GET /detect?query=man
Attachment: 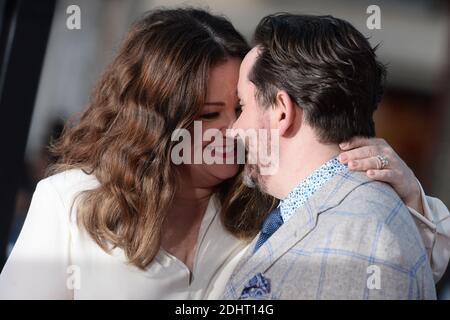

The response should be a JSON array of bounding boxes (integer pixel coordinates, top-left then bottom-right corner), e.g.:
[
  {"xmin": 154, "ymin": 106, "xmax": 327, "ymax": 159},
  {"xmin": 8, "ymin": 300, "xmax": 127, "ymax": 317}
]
[{"xmin": 225, "ymin": 14, "xmax": 436, "ymax": 299}]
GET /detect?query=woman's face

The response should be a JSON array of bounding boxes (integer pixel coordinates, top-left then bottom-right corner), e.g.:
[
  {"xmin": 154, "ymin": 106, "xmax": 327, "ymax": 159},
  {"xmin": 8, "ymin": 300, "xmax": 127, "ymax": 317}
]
[{"xmin": 180, "ymin": 58, "xmax": 242, "ymax": 189}]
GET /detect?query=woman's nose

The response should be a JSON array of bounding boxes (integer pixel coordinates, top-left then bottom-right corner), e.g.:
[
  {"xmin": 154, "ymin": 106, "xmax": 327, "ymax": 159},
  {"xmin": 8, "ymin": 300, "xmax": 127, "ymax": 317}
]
[{"xmin": 221, "ymin": 109, "xmax": 237, "ymax": 131}]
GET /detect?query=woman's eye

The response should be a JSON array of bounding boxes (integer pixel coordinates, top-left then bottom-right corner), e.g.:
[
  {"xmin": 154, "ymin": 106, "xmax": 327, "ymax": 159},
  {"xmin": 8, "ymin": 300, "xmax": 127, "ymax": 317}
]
[{"xmin": 199, "ymin": 112, "xmax": 220, "ymax": 120}]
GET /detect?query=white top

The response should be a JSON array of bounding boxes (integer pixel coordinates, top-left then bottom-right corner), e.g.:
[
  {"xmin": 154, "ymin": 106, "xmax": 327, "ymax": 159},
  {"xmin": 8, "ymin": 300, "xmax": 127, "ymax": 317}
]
[
  {"xmin": 0, "ymin": 169, "xmax": 250, "ymax": 300},
  {"xmin": 407, "ymin": 180, "xmax": 450, "ymax": 283},
  {"xmin": 0, "ymin": 169, "xmax": 449, "ymax": 299}
]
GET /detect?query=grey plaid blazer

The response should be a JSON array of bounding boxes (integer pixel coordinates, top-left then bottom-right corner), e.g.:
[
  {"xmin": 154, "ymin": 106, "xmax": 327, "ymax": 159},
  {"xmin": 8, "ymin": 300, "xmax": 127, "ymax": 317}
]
[{"xmin": 223, "ymin": 171, "xmax": 436, "ymax": 300}]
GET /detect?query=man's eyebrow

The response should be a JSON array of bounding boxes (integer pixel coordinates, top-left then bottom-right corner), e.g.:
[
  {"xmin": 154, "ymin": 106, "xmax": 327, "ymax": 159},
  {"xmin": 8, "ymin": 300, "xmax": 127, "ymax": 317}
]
[{"xmin": 204, "ymin": 101, "xmax": 225, "ymax": 106}]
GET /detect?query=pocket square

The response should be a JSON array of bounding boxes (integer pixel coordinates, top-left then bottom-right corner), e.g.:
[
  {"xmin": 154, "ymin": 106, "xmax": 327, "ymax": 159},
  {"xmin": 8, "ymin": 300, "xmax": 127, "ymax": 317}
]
[{"xmin": 240, "ymin": 272, "xmax": 271, "ymax": 299}]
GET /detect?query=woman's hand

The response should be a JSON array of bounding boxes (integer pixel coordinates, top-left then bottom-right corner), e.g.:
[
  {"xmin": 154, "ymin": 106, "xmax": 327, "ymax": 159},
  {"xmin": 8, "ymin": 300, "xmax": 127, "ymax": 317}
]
[{"xmin": 338, "ymin": 137, "xmax": 424, "ymax": 214}]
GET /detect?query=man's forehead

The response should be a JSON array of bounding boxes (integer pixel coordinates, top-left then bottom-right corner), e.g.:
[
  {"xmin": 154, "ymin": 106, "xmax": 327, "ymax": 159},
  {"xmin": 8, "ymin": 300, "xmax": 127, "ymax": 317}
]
[
  {"xmin": 238, "ymin": 47, "xmax": 259, "ymax": 92},
  {"xmin": 241, "ymin": 47, "xmax": 259, "ymax": 76}
]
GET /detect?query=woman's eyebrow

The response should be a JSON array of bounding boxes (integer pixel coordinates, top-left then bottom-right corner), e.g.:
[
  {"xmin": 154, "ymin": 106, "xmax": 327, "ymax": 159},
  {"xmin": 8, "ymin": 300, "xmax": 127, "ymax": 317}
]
[{"xmin": 204, "ymin": 101, "xmax": 226, "ymax": 106}]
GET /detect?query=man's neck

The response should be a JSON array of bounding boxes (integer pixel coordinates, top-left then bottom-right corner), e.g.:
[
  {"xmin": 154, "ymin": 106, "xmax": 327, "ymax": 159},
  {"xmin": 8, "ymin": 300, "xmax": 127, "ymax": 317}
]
[{"xmin": 267, "ymin": 128, "xmax": 341, "ymax": 200}]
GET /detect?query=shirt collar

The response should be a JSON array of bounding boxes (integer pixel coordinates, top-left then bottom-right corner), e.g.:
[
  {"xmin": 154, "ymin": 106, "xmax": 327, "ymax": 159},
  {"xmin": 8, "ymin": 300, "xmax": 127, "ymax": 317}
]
[{"xmin": 279, "ymin": 158, "xmax": 348, "ymax": 222}]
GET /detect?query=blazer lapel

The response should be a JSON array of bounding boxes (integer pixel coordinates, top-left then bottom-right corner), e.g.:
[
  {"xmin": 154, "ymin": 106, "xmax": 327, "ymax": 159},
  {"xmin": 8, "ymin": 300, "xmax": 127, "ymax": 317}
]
[{"xmin": 228, "ymin": 170, "xmax": 371, "ymax": 297}]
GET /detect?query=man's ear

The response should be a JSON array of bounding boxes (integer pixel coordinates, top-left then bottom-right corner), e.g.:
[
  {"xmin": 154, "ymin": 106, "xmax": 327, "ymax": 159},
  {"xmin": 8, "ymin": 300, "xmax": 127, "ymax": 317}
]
[{"xmin": 274, "ymin": 90, "xmax": 298, "ymax": 137}]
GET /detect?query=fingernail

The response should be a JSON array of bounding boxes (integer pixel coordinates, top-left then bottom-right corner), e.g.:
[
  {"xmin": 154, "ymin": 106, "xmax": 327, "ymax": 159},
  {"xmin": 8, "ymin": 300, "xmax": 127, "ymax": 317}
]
[
  {"xmin": 368, "ymin": 170, "xmax": 375, "ymax": 176},
  {"xmin": 339, "ymin": 154, "xmax": 347, "ymax": 162},
  {"xmin": 339, "ymin": 142, "xmax": 348, "ymax": 149},
  {"xmin": 349, "ymin": 160, "xmax": 357, "ymax": 167}
]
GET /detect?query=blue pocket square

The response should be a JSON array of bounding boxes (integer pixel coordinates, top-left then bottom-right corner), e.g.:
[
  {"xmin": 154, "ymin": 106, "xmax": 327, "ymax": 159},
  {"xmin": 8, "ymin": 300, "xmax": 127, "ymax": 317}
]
[{"xmin": 240, "ymin": 272, "xmax": 271, "ymax": 299}]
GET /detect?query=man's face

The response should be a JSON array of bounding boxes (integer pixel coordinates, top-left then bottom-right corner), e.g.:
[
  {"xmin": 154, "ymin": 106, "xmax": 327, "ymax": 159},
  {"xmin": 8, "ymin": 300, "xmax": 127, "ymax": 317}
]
[{"xmin": 231, "ymin": 47, "xmax": 274, "ymax": 190}]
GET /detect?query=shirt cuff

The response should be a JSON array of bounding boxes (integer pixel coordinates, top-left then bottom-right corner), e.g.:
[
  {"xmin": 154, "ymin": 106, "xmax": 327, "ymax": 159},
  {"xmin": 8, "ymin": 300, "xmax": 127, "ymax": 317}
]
[{"xmin": 408, "ymin": 179, "xmax": 450, "ymax": 283}]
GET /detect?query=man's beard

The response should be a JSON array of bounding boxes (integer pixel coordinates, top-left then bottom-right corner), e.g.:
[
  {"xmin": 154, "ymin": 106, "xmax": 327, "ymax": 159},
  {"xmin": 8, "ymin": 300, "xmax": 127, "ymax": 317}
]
[
  {"xmin": 242, "ymin": 154, "xmax": 268, "ymax": 193},
  {"xmin": 242, "ymin": 163, "xmax": 259, "ymax": 188},
  {"xmin": 240, "ymin": 114, "xmax": 276, "ymax": 193}
]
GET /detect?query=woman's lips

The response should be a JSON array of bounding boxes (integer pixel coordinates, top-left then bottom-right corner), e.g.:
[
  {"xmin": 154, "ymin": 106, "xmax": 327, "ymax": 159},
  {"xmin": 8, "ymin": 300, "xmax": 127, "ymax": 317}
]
[{"xmin": 206, "ymin": 140, "xmax": 237, "ymax": 160}]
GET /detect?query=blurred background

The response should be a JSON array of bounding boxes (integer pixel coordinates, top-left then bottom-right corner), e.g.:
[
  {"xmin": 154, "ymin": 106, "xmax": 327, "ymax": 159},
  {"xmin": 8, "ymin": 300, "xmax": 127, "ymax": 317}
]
[{"xmin": 0, "ymin": 0, "xmax": 449, "ymax": 298}]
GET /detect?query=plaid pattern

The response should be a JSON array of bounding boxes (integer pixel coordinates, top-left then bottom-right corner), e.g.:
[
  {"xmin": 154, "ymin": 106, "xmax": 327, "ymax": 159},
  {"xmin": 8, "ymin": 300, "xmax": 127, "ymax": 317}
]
[{"xmin": 223, "ymin": 171, "xmax": 436, "ymax": 300}]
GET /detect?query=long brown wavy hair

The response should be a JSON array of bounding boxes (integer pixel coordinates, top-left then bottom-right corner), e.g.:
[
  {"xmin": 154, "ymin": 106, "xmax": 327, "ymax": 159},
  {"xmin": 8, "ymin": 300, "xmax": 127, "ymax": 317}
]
[{"xmin": 48, "ymin": 8, "xmax": 277, "ymax": 269}]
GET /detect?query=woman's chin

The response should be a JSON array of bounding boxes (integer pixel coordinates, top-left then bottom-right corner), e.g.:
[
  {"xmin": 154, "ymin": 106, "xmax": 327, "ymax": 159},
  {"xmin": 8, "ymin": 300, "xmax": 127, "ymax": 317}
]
[{"xmin": 209, "ymin": 163, "xmax": 240, "ymax": 181}]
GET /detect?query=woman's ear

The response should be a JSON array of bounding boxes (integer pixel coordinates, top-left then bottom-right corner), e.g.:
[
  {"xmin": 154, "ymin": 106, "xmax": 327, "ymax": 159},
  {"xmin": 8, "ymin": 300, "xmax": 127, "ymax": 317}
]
[{"xmin": 274, "ymin": 90, "xmax": 298, "ymax": 137}]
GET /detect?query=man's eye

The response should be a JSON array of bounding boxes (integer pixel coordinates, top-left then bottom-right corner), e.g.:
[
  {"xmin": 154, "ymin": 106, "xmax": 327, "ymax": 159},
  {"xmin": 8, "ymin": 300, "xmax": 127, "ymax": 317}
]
[
  {"xmin": 199, "ymin": 112, "xmax": 220, "ymax": 119},
  {"xmin": 235, "ymin": 104, "xmax": 243, "ymax": 115}
]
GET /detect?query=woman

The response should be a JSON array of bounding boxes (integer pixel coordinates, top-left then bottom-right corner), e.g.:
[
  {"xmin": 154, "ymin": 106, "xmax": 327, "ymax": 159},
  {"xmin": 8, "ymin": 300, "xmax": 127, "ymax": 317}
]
[{"xmin": 0, "ymin": 8, "xmax": 448, "ymax": 299}]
